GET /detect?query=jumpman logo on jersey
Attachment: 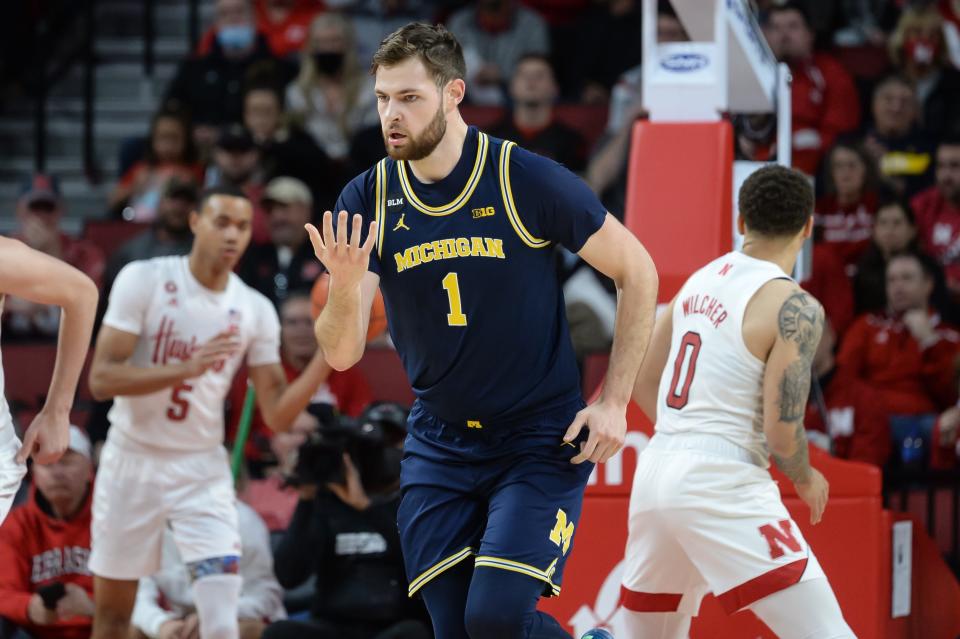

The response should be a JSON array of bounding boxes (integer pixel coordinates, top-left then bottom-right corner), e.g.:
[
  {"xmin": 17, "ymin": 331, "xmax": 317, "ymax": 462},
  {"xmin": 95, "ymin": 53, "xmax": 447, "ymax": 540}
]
[{"xmin": 393, "ymin": 214, "xmax": 411, "ymax": 232}]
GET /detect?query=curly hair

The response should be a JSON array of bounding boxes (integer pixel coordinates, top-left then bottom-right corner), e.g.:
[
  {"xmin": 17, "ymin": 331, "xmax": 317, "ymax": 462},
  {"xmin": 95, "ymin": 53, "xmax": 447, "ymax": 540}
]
[
  {"xmin": 371, "ymin": 23, "xmax": 466, "ymax": 88},
  {"xmin": 739, "ymin": 165, "xmax": 813, "ymax": 238}
]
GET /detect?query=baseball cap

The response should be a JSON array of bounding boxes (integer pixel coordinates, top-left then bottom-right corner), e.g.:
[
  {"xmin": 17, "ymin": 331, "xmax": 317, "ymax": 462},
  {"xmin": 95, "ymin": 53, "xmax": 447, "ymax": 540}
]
[
  {"xmin": 216, "ymin": 124, "xmax": 256, "ymax": 152},
  {"xmin": 18, "ymin": 173, "xmax": 61, "ymax": 207},
  {"xmin": 67, "ymin": 425, "xmax": 92, "ymax": 460},
  {"xmin": 263, "ymin": 176, "xmax": 313, "ymax": 207}
]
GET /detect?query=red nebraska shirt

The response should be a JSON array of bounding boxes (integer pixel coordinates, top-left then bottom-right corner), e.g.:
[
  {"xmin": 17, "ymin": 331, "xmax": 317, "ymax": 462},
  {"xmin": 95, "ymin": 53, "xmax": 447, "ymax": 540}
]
[
  {"xmin": 911, "ymin": 186, "xmax": 960, "ymax": 289},
  {"xmin": 836, "ymin": 311, "xmax": 960, "ymax": 416},
  {"xmin": 0, "ymin": 486, "xmax": 93, "ymax": 639}
]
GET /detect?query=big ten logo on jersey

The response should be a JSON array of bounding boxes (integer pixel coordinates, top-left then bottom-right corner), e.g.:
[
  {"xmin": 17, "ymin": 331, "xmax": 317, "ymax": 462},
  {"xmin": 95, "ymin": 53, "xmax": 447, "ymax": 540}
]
[
  {"xmin": 585, "ymin": 431, "xmax": 651, "ymax": 494},
  {"xmin": 758, "ymin": 519, "xmax": 803, "ymax": 559},
  {"xmin": 472, "ymin": 206, "xmax": 495, "ymax": 219}
]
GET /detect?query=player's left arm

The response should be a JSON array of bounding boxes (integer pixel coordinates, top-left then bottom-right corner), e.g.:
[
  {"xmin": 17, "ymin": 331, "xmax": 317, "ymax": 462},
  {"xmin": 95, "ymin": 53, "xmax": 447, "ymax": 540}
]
[
  {"xmin": 566, "ymin": 214, "xmax": 659, "ymax": 463},
  {"xmin": 0, "ymin": 236, "xmax": 99, "ymax": 464}
]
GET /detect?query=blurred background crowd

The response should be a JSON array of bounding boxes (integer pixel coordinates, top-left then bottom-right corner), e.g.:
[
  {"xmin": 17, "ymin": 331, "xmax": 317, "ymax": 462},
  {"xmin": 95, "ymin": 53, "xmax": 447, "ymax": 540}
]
[{"xmin": 2, "ymin": 0, "xmax": 960, "ymax": 636}]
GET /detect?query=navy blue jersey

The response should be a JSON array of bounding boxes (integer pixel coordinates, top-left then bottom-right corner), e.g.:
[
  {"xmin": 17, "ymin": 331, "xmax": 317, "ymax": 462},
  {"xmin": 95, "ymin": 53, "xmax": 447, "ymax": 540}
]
[{"xmin": 336, "ymin": 127, "xmax": 606, "ymax": 424}]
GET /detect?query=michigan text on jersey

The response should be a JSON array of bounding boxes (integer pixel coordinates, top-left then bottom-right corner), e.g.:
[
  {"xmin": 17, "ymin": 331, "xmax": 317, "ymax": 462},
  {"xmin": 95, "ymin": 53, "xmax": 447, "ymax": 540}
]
[{"xmin": 394, "ymin": 237, "xmax": 506, "ymax": 273}]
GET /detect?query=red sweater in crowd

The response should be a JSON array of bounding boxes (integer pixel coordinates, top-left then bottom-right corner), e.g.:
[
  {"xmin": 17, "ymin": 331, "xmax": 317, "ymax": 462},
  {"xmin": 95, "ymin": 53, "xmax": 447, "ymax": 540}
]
[
  {"xmin": 836, "ymin": 311, "xmax": 960, "ymax": 416},
  {"xmin": 912, "ymin": 186, "xmax": 960, "ymax": 289},
  {"xmin": 805, "ymin": 376, "xmax": 892, "ymax": 467},
  {"xmin": 0, "ymin": 487, "xmax": 93, "ymax": 639},
  {"xmin": 814, "ymin": 192, "xmax": 877, "ymax": 273},
  {"xmin": 789, "ymin": 53, "xmax": 861, "ymax": 175}
]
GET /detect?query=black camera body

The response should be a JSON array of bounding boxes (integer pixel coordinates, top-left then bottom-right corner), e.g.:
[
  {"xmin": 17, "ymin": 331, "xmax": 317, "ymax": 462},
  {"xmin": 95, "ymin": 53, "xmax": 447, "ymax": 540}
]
[{"xmin": 287, "ymin": 402, "xmax": 408, "ymax": 493}]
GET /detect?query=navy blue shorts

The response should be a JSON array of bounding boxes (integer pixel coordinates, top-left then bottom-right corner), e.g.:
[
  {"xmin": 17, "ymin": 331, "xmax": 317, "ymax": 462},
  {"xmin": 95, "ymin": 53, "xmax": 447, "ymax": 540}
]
[{"xmin": 398, "ymin": 398, "xmax": 594, "ymax": 599}]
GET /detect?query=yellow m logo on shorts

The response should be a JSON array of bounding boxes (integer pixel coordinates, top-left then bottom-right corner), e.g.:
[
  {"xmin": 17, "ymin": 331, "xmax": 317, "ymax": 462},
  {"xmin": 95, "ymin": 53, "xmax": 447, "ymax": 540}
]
[{"xmin": 548, "ymin": 508, "xmax": 575, "ymax": 555}]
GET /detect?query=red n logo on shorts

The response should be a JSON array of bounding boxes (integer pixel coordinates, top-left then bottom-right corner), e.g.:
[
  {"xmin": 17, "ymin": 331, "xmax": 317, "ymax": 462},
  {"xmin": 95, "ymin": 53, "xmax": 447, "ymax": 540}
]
[{"xmin": 758, "ymin": 519, "xmax": 802, "ymax": 559}]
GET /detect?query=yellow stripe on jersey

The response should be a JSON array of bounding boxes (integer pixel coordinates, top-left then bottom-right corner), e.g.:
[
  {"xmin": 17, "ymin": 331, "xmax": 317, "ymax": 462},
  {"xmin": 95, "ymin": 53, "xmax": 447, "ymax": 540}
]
[
  {"xmin": 498, "ymin": 142, "xmax": 551, "ymax": 249},
  {"xmin": 375, "ymin": 159, "xmax": 387, "ymax": 258},
  {"xmin": 407, "ymin": 547, "xmax": 475, "ymax": 597},
  {"xmin": 474, "ymin": 556, "xmax": 562, "ymax": 595},
  {"xmin": 397, "ymin": 133, "xmax": 488, "ymax": 216}
]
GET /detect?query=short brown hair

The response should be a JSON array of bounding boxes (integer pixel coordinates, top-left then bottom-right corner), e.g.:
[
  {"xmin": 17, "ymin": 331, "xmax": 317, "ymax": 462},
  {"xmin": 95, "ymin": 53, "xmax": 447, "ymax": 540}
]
[
  {"xmin": 371, "ymin": 23, "xmax": 466, "ymax": 88},
  {"xmin": 739, "ymin": 165, "xmax": 813, "ymax": 238}
]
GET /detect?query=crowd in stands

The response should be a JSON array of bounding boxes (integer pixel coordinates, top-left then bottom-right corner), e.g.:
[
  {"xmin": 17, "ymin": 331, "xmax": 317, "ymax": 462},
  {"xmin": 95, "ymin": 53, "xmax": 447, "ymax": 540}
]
[{"xmin": 5, "ymin": 0, "xmax": 960, "ymax": 636}]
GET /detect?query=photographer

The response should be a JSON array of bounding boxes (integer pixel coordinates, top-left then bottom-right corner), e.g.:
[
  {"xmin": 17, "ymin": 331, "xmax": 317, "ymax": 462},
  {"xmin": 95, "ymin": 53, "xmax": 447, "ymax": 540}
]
[
  {"xmin": 0, "ymin": 427, "xmax": 94, "ymax": 639},
  {"xmin": 263, "ymin": 405, "xmax": 431, "ymax": 639}
]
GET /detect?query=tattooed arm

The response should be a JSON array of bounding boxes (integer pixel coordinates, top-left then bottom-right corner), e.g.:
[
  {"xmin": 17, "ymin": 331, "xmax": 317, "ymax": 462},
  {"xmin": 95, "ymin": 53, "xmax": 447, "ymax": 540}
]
[{"xmin": 760, "ymin": 286, "xmax": 830, "ymax": 523}]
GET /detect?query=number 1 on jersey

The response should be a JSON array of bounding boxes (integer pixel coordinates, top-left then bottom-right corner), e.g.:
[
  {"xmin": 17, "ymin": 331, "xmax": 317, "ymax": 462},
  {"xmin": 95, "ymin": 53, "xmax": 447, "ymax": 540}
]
[
  {"xmin": 442, "ymin": 272, "xmax": 468, "ymax": 326},
  {"xmin": 666, "ymin": 331, "xmax": 701, "ymax": 409}
]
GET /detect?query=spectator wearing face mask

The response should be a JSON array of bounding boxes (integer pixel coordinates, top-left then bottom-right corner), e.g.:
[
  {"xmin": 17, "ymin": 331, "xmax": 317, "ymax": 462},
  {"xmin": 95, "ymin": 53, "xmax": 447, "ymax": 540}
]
[
  {"xmin": 165, "ymin": 0, "xmax": 295, "ymax": 150},
  {"xmin": 285, "ymin": 12, "xmax": 379, "ymax": 162},
  {"xmin": 195, "ymin": 0, "xmax": 323, "ymax": 60},
  {"xmin": 888, "ymin": 5, "xmax": 960, "ymax": 139}
]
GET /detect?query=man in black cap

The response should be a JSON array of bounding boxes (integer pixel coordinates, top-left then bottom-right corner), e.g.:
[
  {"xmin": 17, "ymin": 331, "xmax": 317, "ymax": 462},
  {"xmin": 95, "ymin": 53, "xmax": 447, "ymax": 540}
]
[
  {"xmin": 209, "ymin": 124, "xmax": 270, "ymax": 244},
  {"xmin": 238, "ymin": 176, "xmax": 322, "ymax": 306},
  {"xmin": 5, "ymin": 174, "xmax": 104, "ymax": 341}
]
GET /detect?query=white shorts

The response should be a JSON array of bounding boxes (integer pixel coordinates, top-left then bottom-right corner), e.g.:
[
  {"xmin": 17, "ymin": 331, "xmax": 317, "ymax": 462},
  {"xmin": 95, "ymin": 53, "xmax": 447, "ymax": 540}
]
[
  {"xmin": 621, "ymin": 432, "xmax": 825, "ymax": 615},
  {"xmin": 0, "ymin": 428, "xmax": 26, "ymax": 525},
  {"xmin": 90, "ymin": 440, "xmax": 241, "ymax": 580}
]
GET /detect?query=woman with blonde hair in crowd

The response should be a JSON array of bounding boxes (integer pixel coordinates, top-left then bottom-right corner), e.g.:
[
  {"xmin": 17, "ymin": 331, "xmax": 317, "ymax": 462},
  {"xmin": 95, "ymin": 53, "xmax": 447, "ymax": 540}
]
[
  {"xmin": 888, "ymin": 4, "xmax": 960, "ymax": 137},
  {"xmin": 285, "ymin": 12, "xmax": 379, "ymax": 162}
]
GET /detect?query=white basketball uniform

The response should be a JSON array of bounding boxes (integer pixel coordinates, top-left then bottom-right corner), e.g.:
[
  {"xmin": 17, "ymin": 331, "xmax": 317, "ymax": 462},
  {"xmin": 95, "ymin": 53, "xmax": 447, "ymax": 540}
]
[
  {"xmin": 89, "ymin": 256, "xmax": 280, "ymax": 580},
  {"xmin": 621, "ymin": 251, "xmax": 832, "ymax": 616},
  {"xmin": 0, "ymin": 296, "xmax": 28, "ymax": 524}
]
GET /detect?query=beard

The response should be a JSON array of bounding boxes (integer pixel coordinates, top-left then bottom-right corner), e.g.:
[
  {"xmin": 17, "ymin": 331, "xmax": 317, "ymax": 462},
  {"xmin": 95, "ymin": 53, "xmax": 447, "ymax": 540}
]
[{"xmin": 383, "ymin": 104, "xmax": 447, "ymax": 161}]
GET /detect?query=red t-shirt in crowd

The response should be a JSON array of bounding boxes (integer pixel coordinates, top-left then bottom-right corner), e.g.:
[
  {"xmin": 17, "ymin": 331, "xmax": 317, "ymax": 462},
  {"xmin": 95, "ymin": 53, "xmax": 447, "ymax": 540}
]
[
  {"xmin": 0, "ymin": 486, "xmax": 93, "ymax": 639},
  {"xmin": 789, "ymin": 53, "xmax": 861, "ymax": 175},
  {"xmin": 911, "ymin": 186, "xmax": 960, "ymax": 290},
  {"xmin": 836, "ymin": 310, "xmax": 960, "ymax": 416},
  {"xmin": 814, "ymin": 192, "xmax": 877, "ymax": 273}
]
